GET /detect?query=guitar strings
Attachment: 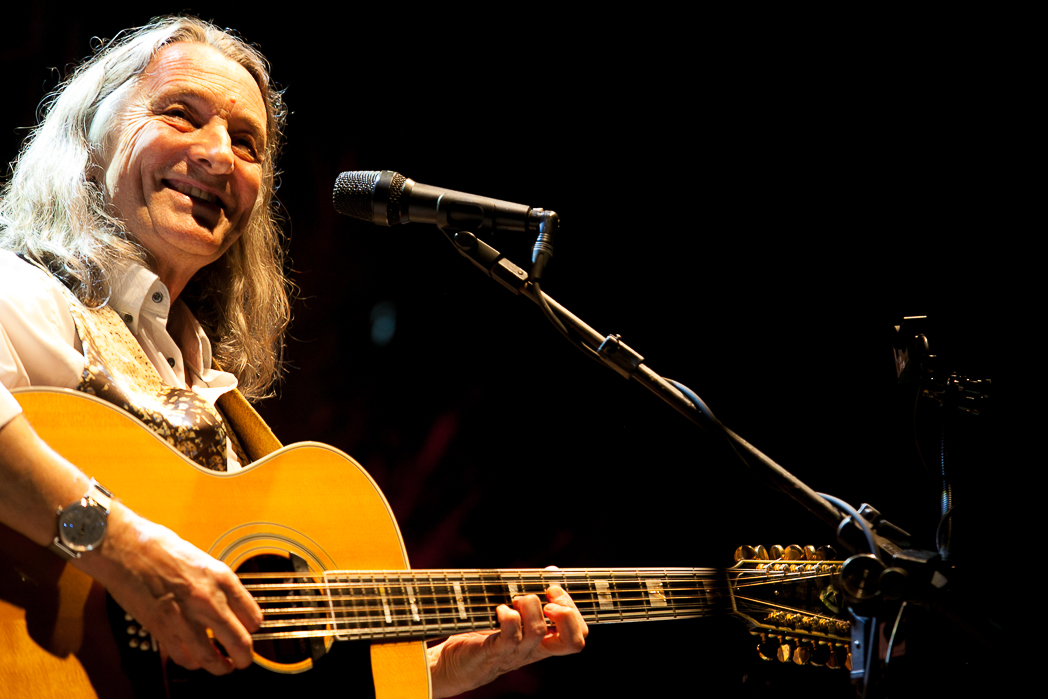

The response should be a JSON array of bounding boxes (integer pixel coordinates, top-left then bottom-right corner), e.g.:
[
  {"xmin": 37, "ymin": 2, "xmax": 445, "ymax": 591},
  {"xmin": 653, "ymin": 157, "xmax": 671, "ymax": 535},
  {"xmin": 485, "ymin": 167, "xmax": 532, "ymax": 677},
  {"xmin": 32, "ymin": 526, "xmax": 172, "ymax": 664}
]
[
  {"xmin": 233, "ymin": 566, "xmax": 844, "ymax": 641},
  {"xmin": 236, "ymin": 572, "xmax": 836, "ymax": 594}
]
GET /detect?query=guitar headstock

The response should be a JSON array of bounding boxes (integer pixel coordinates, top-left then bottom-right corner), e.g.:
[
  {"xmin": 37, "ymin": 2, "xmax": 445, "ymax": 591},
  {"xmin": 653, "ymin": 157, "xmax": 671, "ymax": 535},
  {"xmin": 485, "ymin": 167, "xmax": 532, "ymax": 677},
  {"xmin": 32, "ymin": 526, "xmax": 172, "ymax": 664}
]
[{"xmin": 730, "ymin": 545, "xmax": 852, "ymax": 669}]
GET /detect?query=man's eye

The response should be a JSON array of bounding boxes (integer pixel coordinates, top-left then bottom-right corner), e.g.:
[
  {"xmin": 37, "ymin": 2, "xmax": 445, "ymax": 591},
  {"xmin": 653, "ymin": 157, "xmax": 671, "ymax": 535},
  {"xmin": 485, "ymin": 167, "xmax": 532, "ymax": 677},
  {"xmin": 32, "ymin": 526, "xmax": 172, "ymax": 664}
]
[{"xmin": 235, "ymin": 138, "xmax": 259, "ymax": 160}]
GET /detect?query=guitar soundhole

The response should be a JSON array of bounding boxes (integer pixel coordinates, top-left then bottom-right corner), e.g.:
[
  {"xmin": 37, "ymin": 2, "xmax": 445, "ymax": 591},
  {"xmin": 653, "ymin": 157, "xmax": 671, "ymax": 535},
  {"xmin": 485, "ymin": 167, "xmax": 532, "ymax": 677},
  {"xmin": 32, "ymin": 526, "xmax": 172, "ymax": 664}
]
[{"xmin": 236, "ymin": 554, "xmax": 326, "ymax": 667}]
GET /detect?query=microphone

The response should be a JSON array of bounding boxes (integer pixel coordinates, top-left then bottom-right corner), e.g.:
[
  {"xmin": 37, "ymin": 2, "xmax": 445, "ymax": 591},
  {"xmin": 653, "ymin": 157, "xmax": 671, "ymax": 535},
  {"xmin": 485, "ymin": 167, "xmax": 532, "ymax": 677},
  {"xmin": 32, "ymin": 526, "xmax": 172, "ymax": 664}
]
[{"xmin": 333, "ymin": 170, "xmax": 546, "ymax": 232}]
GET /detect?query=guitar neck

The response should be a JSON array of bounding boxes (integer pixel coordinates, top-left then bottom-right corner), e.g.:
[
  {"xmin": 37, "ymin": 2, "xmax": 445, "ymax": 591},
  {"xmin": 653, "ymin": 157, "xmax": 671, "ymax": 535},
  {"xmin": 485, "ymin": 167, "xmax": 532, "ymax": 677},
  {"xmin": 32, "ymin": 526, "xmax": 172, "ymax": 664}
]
[{"xmin": 245, "ymin": 567, "xmax": 726, "ymax": 643}]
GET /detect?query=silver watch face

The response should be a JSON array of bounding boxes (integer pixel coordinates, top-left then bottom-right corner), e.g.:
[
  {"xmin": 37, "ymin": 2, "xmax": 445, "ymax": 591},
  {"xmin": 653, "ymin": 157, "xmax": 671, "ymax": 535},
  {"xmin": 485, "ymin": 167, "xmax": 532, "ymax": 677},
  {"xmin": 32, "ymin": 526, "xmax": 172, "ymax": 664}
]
[{"xmin": 58, "ymin": 502, "xmax": 107, "ymax": 551}]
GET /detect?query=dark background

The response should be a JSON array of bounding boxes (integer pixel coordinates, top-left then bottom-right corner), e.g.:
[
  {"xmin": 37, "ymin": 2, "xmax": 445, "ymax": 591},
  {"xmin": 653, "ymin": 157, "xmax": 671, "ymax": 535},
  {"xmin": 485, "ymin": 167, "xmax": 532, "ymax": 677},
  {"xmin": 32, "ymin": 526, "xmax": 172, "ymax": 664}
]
[{"xmin": 3, "ymin": 7, "xmax": 1006, "ymax": 697}]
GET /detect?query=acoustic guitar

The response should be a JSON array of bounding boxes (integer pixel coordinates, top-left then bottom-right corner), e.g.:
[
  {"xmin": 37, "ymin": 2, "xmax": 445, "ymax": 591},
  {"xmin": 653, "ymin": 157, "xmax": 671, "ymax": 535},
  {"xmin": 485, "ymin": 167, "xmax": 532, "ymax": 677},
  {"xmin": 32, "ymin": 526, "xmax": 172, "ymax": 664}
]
[{"xmin": 0, "ymin": 389, "xmax": 851, "ymax": 698}]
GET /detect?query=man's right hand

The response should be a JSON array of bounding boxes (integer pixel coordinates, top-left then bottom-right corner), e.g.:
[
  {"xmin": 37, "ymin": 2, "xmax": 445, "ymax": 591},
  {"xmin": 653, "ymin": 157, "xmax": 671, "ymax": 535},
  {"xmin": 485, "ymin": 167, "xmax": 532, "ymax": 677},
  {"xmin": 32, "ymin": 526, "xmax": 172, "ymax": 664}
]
[
  {"xmin": 76, "ymin": 504, "xmax": 263, "ymax": 674},
  {"xmin": 0, "ymin": 413, "xmax": 261, "ymax": 675}
]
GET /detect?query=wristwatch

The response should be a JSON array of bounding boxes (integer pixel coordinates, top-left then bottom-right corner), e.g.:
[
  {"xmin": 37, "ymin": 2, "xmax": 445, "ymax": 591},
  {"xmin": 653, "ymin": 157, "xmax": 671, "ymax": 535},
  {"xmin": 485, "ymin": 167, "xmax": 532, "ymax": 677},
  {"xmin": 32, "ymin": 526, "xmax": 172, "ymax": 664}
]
[{"xmin": 50, "ymin": 478, "xmax": 115, "ymax": 560}]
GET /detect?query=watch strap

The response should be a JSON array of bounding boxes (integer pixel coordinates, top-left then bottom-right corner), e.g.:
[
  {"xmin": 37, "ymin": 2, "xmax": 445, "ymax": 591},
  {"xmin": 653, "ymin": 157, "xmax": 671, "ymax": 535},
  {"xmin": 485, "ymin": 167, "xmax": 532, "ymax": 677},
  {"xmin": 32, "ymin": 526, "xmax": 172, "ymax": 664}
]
[
  {"xmin": 85, "ymin": 478, "xmax": 114, "ymax": 513},
  {"xmin": 49, "ymin": 478, "xmax": 115, "ymax": 561}
]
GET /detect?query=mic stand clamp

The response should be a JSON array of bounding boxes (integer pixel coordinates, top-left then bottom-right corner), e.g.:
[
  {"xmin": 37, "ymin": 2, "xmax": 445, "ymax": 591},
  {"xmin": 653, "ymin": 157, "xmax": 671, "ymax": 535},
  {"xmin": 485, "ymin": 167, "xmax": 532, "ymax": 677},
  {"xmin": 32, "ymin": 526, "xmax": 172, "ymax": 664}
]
[{"xmin": 597, "ymin": 334, "xmax": 644, "ymax": 380}]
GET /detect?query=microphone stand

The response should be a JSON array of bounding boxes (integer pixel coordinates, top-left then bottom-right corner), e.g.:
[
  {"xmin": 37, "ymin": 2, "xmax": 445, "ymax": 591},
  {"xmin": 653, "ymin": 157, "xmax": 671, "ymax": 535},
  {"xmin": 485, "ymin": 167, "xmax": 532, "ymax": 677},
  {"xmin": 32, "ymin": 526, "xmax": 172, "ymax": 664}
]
[
  {"xmin": 443, "ymin": 224, "xmax": 844, "ymax": 531},
  {"xmin": 436, "ymin": 221, "xmax": 999, "ymax": 697}
]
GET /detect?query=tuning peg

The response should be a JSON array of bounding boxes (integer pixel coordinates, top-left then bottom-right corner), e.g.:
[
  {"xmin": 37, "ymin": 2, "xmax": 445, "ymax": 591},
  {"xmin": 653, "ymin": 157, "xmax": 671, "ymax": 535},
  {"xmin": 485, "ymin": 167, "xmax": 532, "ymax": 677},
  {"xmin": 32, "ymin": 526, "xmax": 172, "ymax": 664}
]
[
  {"xmin": 810, "ymin": 642, "xmax": 831, "ymax": 667},
  {"xmin": 784, "ymin": 545, "xmax": 805, "ymax": 560},
  {"xmin": 756, "ymin": 633, "xmax": 780, "ymax": 662},
  {"xmin": 753, "ymin": 545, "xmax": 769, "ymax": 560},
  {"xmin": 817, "ymin": 545, "xmax": 837, "ymax": 560},
  {"xmin": 803, "ymin": 545, "xmax": 817, "ymax": 560},
  {"xmin": 776, "ymin": 638, "xmax": 794, "ymax": 663},
  {"xmin": 826, "ymin": 644, "xmax": 849, "ymax": 670},
  {"xmin": 792, "ymin": 642, "xmax": 812, "ymax": 665},
  {"xmin": 768, "ymin": 544, "xmax": 785, "ymax": 559},
  {"xmin": 735, "ymin": 545, "xmax": 757, "ymax": 562}
]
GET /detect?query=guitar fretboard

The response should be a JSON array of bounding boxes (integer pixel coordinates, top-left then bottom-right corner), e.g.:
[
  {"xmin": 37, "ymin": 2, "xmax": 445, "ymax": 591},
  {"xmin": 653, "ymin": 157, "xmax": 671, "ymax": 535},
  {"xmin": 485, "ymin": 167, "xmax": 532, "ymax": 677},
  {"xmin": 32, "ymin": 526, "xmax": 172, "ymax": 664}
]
[{"xmin": 244, "ymin": 568, "xmax": 725, "ymax": 643}]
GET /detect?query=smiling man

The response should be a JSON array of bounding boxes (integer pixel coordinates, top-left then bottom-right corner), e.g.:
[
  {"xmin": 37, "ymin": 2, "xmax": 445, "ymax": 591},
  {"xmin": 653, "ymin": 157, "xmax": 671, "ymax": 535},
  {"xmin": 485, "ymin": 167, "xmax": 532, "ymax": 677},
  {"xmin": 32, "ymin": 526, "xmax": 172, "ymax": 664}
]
[
  {"xmin": 0, "ymin": 16, "xmax": 585, "ymax": 697},
  {"xmin": 99, "ymin": 42, "xmax": 266, "ymax": 301}
]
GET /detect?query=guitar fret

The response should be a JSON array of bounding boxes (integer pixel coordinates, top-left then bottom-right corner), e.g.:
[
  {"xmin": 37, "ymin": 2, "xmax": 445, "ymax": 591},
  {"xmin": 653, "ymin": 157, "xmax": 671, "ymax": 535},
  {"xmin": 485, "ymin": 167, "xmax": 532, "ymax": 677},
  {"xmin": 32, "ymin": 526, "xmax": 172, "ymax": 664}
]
[
  {"xmin": 405, "ymin": 580, "xmax": 421, "ymax": 623},
  {"xmin": 360, "ymin": 573, "xmax": 379, "ymax": 637},
  {"xmin": 611, "ymin": 571, "xmax": 624, "ymax": 622},
  {"xmin": 478, "ymin": 573, "xmax": 492, "ymax": 629},
  {"xmin": 374, "ymin": 574, "xmax": 394, "ymax": 637},
  {"xmin": 379, "ymin": 581, "xmax": 393, "ymax": 624},
  {"xmin": 462, "ymin": 573, "xmax": 486, "ymax": 631}
]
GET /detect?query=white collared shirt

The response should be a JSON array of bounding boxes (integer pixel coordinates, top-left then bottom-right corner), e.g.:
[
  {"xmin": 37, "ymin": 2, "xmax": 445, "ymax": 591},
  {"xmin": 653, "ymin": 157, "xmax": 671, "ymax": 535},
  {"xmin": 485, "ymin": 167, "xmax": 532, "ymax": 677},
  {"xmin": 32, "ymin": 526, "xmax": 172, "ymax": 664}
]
[{"xmin": 0, "ymin": 249, "xmax": 242, "ymax": 468}]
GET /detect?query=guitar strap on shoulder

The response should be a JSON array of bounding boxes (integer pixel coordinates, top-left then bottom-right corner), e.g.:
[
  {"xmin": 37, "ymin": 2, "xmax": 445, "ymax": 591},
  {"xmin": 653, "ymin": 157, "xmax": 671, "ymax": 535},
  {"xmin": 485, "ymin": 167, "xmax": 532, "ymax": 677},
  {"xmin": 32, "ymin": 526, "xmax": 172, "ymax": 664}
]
[{"xmin": 214, "ymin": 378, "xmax": 283, "ymax": 462}]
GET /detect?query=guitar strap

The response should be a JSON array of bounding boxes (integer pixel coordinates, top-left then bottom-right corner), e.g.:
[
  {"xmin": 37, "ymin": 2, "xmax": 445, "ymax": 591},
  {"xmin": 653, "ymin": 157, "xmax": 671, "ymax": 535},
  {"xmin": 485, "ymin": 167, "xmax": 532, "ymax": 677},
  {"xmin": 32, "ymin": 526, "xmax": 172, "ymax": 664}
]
[{"xmin": 213, "ymin": 367, "xmax": 283, "ymax": 461}]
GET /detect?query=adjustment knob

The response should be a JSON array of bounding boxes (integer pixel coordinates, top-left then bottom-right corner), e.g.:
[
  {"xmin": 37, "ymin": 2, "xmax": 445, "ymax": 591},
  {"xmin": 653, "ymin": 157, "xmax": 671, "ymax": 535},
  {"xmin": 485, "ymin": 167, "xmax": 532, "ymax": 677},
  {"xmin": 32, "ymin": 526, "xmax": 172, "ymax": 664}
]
[
  {"xmin": 784, "ymin": 545, "xmax": 805, "ymax": 560},
  {"xmin": 841, "ymin": 553, "xmax": 886, "ymax": 602},
  {"xmin": 768, "ymin": 545, "xmax": 785, "ymax": 559},
  {"xmin": 776, "ymin": 640, "xmax": 794, "ymax": 663},
  {"xmin": 793, "ymin": 643, "xmax": 812, "ymax": 665}
]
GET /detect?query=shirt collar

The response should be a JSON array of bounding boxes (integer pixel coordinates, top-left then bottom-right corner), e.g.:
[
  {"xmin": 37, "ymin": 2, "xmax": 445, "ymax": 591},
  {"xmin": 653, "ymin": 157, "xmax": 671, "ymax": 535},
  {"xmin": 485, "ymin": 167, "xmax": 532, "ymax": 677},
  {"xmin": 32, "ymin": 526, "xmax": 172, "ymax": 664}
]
[{"xmin": 107, "ymin": 260, "xmax": 171, "ymax": 335}]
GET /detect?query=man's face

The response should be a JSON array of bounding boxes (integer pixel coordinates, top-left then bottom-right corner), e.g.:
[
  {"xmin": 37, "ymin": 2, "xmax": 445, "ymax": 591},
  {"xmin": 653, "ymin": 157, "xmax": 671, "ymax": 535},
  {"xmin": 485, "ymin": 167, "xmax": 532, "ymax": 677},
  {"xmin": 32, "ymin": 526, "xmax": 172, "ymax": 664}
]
[{"xmin": 100, "ymin": 42, "xmax": 268, "ymax": 288}]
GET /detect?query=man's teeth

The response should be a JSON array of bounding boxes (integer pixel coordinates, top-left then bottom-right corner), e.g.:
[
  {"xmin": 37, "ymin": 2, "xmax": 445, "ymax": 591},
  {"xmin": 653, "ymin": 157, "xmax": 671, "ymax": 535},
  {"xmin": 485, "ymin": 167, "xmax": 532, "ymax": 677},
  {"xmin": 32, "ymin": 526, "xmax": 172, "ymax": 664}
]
[{"xmin": 170, "ymin": 182, "xmax": 219, "ymax": 205}]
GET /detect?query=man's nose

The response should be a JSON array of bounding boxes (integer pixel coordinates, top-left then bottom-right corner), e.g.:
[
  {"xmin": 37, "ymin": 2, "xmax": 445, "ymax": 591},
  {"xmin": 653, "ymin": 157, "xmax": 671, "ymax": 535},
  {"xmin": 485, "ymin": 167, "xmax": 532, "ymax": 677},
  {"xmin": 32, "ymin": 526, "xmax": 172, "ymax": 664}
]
[{"xmin": 189, "ymin": 121, "xmax": 234, "ymax": 174}]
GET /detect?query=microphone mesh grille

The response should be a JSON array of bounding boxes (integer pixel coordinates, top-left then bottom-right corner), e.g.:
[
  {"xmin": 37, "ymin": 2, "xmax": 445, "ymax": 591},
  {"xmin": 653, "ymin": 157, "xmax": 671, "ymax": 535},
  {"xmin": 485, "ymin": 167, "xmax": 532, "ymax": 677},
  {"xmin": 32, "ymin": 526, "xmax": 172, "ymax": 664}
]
[
  {"xmin": 386, "ymin": 171, "xmax": 407, "ymax": 226},
  {"xmin": 332, "ymin": 171, "xmax": 380, "ymax": 221}
]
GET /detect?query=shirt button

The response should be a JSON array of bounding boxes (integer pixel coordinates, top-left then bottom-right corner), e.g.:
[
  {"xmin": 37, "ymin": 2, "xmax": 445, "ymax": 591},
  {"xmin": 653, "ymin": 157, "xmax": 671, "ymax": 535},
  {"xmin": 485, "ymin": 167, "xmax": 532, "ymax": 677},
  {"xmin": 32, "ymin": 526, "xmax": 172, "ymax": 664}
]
[
  {"xmin": 123, "ymin": 314, "xmax": 133, "ymax": 324},
  {"xmin": 152, "ymin": 292, "xmax": 164, "ymax": 303},
  {"xmin": 167, "ymin": 357, "xmax": 176, "ymax": 367}
]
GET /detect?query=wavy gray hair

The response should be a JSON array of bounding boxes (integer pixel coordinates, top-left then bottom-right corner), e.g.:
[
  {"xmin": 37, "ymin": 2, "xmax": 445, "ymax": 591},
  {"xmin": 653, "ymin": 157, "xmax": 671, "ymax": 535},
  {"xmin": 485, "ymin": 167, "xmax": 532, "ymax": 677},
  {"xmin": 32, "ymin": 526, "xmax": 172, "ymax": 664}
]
[{"xmin": 0, "ymin": 16, "xmax": 290, "ymax": 401}]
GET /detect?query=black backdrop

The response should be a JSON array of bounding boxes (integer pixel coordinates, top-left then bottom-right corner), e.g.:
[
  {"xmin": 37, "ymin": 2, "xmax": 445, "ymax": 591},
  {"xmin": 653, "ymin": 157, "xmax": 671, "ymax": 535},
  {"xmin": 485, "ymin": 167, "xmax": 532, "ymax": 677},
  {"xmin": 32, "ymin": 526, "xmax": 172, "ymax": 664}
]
[{"xmin": 3, "ymin": 7, "xmax": 1005, "ymax": 697}]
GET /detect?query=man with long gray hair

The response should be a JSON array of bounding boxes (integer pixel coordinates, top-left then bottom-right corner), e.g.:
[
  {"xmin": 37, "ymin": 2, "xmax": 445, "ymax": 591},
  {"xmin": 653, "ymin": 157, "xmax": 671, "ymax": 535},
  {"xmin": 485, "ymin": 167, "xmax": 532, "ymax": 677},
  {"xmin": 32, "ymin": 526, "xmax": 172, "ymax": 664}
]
[{"xmin": 0, "ymin": 16, "xmax": 586, "ymax": 696}]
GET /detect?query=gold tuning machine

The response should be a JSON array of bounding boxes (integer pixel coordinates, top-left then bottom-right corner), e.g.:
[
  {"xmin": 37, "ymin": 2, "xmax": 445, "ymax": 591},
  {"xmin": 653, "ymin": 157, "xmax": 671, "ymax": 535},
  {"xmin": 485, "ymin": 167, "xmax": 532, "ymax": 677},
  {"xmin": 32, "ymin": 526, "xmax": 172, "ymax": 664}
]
[
  {"xmin": 737, "ymin": 545, "xmax": 838, "ymax": 562},
  {"xmin": 734, "ymin": 545, "xmax": 771, "ymax": 562},
  {"xmin": 792, "ymin": 642, "xmax": 812, "ymax": 665},
  {"xmin": 756, "ymin": 633, "xmax": 780, "ymax": 662},
  {"xmin": 734, "ymin": 545, "xmax": 757, "ymax": 562},
  {"xmin": 825, "ymin": 644, "xmax": 850, "ymax": 670},
  {"xmin": 810, "ymin": 641, "xmax": 831, "ymax": 667},
  {"xmin": 817, "ymin": 545, "xmax": 837, "ymax": 560}
]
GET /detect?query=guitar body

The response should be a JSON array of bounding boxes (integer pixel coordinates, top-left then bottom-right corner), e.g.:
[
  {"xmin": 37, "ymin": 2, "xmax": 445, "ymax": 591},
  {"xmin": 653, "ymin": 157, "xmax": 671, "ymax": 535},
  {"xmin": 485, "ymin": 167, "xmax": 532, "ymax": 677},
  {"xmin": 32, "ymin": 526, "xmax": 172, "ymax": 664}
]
[{"xmin": 0, "ymin": 389, "xmax": 431, "ymax": 698}]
